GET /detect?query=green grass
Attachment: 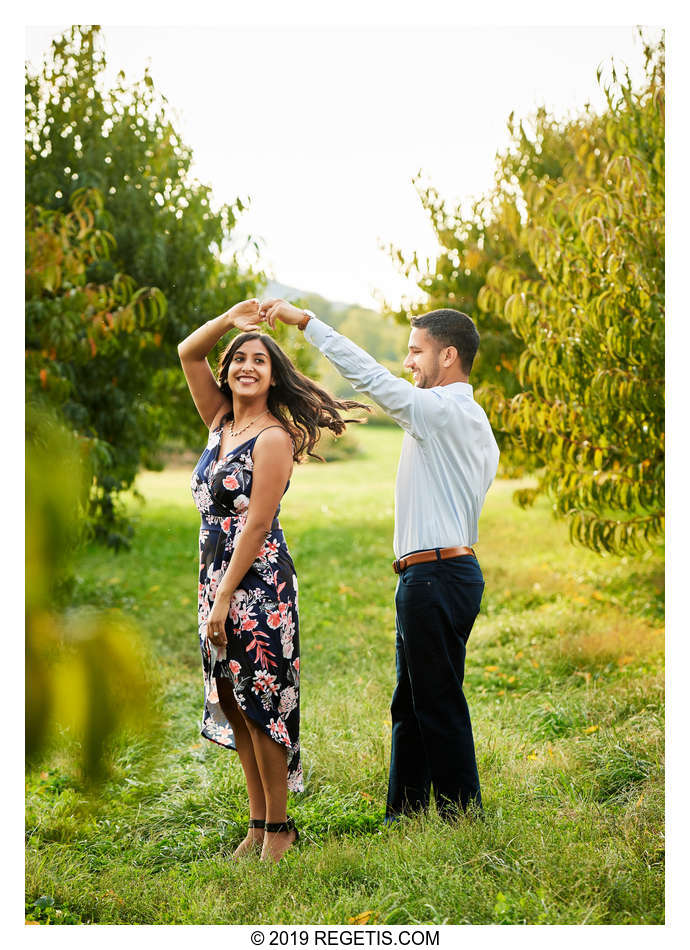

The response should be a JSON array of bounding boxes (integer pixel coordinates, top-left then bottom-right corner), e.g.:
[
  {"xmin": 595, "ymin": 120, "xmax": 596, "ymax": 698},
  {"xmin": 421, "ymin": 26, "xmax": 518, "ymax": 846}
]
[{"xmin": 26, "ymin": 426, "xmax": 665, "ymax": 924}]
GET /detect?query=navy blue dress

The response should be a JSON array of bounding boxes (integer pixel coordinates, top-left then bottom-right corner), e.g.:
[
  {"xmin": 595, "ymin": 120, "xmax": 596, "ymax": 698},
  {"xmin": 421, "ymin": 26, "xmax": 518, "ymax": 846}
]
[{"xmin": 190, "ymin": 423, "xmax": 302, "ymax": 792}]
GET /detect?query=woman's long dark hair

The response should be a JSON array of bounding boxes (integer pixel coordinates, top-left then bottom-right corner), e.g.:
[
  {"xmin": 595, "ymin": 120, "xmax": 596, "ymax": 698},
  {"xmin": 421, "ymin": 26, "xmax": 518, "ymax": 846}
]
[{"xmin": 217, "ymin": 332, "xmax": 370, "ymax": 461}]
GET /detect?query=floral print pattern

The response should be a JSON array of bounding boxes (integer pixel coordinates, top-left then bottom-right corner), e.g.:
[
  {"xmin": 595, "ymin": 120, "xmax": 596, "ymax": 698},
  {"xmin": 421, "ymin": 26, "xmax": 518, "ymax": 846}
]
[{"xmin": 191, "ymin": 424, "xmax": 302, "ymax": 792}]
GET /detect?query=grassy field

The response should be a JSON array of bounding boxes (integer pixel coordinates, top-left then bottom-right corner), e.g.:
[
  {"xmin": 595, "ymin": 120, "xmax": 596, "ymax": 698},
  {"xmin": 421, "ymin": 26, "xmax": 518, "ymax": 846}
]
[{"xmin": 25, "ymin": 425, "xmax": 665, "ymax": 924}]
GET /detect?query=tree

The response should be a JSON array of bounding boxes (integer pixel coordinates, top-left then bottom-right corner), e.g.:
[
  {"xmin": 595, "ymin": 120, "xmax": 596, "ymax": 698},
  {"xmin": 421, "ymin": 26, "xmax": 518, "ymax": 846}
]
[
  {"xmin": 479, "ymin": 37, "xmax": 664, "ymax": 553},
  {"xmin": 387, "ymin": 178, "xmax": 549, "ymax": 473},
  {"xmin": 26, "ymin": 187, "xmax": 167, "ymax": 544},
  {"xmin": 388, "ymin": 179, "xmax": 524, "ymax": 392},
  {"xmin": 25, "ymin": 25, "xmax": 264, "ymax": 453},
  {"xmin": 388, "ymin": 33, "xmax": 664, "ymax": 553},
  {"xmin": 25, "ymin": 25, "xmax": 265, "ymax": 541},
  {"xmin": 25, "ymin": 26, "xmax": 255, "ymax": 338},
  {"xmin": 387, "ymin": 104, "xmax": 617, "ymax": 475}
]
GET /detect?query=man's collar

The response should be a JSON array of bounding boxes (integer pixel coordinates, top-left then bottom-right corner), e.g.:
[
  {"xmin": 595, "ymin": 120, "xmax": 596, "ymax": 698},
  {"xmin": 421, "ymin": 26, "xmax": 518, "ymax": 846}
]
[{"xmin": 437, "ymin": 380, "xmax": 473, "ymax": 395}]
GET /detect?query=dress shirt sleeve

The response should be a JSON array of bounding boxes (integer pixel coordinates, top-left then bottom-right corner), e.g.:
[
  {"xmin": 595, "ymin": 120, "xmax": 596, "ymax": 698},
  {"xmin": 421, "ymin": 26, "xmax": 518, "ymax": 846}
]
[{"xmin": 304, "ymin": 316, "xmax": 449, "ymax": 439}]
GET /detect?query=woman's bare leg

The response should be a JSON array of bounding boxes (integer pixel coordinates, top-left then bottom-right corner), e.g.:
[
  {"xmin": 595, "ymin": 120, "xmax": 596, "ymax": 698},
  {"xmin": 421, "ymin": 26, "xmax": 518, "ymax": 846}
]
[
  {"xmin": 216, "ymin": 678, "xmax": 266, "ymax": 857},
  {"xmin": 240, "ymin": 713, "xmax": 297, "ymax": 862}
]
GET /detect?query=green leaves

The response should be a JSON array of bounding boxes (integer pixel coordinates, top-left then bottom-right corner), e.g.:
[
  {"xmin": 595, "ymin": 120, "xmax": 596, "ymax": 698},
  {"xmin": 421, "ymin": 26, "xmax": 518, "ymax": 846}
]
[
  {"xmin": 25, "ymin": 25, "xmax": 263, "ymax": 546},
  {"xmin": 26, "ymin": 407, "xmax": 158, "ymax": 780},
  {"xmin": 26, "ymin": 187, "xmax": 169, "ymax": 545},
  {"xmin": 390, "ymin": 36, "xmax": 664, "ymax": 554},
  {"xmin": 488, "ymin": 40, "xmax": 664, "ymax": 554}
]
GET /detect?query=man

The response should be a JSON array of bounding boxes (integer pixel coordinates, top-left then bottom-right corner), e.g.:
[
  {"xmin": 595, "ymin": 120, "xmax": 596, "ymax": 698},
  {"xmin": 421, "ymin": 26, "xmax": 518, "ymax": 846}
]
[{"xmin": 260, "ymin": 299, "xmax": 499, "ymax": 820}]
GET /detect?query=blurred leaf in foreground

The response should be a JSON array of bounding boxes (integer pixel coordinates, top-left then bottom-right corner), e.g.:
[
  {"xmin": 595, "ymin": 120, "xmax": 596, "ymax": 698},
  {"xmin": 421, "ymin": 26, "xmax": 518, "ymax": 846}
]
[{"xmin": 26, "ymin": 406, "xmax": 158, "ymax": 780}]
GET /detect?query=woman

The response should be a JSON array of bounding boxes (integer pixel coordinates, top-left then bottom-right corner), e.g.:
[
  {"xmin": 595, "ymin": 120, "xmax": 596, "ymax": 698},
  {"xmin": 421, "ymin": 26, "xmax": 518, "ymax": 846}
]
[{"xmin": 178, "ymin": 298, "xmax": 366, "ymax": 862}]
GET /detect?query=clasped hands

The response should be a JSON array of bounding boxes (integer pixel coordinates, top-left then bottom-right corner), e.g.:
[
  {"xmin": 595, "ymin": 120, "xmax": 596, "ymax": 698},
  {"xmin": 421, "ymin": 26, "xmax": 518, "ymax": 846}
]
[{"xmin": 227, "ymin": 298, "xmax": 306, "ymax": 333}]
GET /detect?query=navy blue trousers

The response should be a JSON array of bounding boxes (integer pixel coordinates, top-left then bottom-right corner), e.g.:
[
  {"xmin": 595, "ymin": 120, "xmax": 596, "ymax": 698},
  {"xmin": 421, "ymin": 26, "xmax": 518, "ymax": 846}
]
[{"xmin": 386, "ymin": 554, "xmax": 485, "ymax": 820}]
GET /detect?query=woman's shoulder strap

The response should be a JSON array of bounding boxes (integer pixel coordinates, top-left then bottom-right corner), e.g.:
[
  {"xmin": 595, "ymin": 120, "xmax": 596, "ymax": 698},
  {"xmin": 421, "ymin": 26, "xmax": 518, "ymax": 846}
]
[
  {"xmin": 254, "ymin": 424, "xmax": 291, "ymax": 439},
  {"xmin": 253, "ymin": 425, "xmax": 294, "ymax": 448}
]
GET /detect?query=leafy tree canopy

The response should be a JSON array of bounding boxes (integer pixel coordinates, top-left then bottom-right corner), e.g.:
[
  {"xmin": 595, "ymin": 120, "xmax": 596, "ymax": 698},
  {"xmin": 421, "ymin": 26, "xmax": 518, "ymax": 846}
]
[
  {"xmin": 483, "ymin": 39, "xmax": 664, "ymax": 554},
  {"xmin": 388, "ymin": 32, "xmax": 664, "ymax": 553},
  {"xmin": 25, "ymin": 25, "xmax": 264, "ymax": 543}
]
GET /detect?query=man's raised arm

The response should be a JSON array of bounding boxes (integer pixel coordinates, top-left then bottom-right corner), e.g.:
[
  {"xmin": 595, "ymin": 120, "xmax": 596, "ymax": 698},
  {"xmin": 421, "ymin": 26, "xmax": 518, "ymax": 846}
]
[{"xmin": 260, "ymin": 299, "xmax": 449, "ymax": 440}]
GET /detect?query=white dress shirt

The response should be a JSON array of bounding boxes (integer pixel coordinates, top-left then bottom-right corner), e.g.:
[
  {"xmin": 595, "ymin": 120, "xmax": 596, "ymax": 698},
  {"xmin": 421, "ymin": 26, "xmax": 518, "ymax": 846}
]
[{"xmin": 304, "ymin": 316, "xmax": 500, "ymax": 559}]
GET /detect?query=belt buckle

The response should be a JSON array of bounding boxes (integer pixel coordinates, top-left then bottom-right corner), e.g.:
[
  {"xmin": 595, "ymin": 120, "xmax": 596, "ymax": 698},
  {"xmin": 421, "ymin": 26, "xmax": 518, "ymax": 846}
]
[{"xmin": 392, "ymin": 558, "xmax": 401, "ymax": 575}]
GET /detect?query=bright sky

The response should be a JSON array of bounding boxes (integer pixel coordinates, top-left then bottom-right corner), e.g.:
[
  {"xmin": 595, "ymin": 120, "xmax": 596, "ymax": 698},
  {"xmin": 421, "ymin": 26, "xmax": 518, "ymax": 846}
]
[{"xmin": 24, "ymin": 18, "xmax": 662, "ymax": 309}]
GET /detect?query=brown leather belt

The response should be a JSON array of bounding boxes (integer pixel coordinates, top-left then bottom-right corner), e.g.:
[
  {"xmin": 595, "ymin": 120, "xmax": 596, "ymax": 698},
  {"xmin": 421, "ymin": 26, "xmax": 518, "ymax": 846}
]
[{"xmin": 393, "ymin": 545, "xmax": 475, "ymax": 575}]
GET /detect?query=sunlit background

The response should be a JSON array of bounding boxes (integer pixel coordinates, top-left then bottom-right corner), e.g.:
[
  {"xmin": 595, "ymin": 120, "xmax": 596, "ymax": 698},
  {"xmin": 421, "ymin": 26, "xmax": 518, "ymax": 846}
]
[{"xmin": 26, "ymin": 23, "xmax": 660, "ymax": 309}]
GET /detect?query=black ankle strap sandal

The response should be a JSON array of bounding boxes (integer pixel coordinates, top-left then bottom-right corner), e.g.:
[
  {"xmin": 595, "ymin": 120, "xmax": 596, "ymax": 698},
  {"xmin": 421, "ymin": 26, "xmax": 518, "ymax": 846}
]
[
  {"xmin": 248, "ymin": 818, "xmax": 266, "ymax": 829},
  {"xmin": 264, "ymin": 816, "xmax": 299, "ymax": 841}
]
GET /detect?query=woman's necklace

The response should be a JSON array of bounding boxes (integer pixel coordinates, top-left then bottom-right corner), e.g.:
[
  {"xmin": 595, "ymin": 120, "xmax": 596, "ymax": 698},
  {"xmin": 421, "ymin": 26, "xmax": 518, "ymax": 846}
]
[{"xmin": 225, "ymin": 409, "xmax": 269, "ymax": 438}]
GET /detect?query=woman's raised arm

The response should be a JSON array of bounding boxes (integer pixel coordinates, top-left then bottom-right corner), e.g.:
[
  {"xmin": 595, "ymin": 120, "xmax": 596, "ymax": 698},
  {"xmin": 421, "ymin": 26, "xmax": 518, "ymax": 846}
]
[{"xmin": 177, "ymin": 299, "xmax": 262, "ymax": 428}]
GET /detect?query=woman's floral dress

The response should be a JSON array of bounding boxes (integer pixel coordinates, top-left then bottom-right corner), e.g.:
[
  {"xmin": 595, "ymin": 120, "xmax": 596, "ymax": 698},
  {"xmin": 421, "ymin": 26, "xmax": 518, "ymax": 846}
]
[{"xmin": 190, "ymin": 423, "xmax": 302, "ymax": 792}]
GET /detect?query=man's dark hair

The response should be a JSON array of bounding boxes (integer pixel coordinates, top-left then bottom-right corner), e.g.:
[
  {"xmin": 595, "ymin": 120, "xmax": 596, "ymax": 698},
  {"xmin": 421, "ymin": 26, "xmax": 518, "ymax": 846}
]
[{"xmin": 410, "ymin": 309, "xmax": 480, "ymax": 376}]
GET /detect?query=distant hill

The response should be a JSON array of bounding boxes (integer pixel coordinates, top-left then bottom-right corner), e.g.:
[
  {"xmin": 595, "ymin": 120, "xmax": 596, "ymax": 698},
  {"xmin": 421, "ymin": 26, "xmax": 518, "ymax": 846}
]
[
  {"xmin": 263, "ymin": 280, "xmax": 352, "ymax": 315},
  {"xmin": 263, "ymin": 281, "xmax": 361, "ymax": 330}
]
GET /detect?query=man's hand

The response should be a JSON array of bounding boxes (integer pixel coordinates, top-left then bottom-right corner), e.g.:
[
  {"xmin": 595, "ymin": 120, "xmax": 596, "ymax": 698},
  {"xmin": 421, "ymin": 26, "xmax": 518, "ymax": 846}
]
[
  {"xmin": 259, "ymin": 298, "xmax": 305, "ymax": 330},
  {"xmin": 228, "ymin": 298, "xmax": 262, "ymax": 332}
]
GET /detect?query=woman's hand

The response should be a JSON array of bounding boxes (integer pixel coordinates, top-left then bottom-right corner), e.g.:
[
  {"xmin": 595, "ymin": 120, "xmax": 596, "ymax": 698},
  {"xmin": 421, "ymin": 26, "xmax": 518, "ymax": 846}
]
[
  {"xmin": 206, "ymin": 594, "xmax": 231, "ymax": 648},
  {"xmin": 228, "ymin": 298, "xmax": 262, "ymax": 332},
  {"xmin": 259, "ymin": 298, "xmax": 305, "ymax": 329}
]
